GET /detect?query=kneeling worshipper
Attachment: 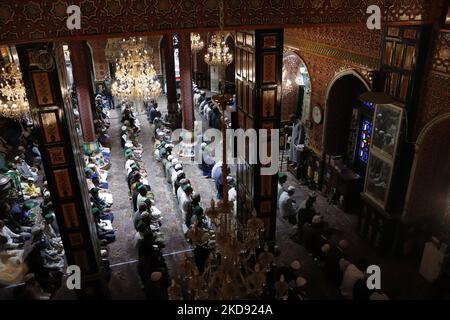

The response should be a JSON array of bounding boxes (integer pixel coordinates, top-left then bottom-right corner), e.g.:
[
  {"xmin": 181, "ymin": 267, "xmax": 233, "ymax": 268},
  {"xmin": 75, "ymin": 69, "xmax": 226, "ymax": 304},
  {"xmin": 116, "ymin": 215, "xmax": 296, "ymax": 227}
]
[
  {"xmin": 87, "ymin": 160, "xmax": 108, "ymax": 186},
  {"xmin": 92, "ymin": 209, "xmax": 116, "ymax": 244},
  {"xmin": 322, "ymin": 240, "xmax": 349, "ymax": 285},
  {"xmin": 92, "ymin": 207, "xmax": 114, "ymax": 224},
  {"xmin": 279, "ymin": 186, "xmax": 297, "ymax": 225},
  {"xmin": 340, "ymin": 259, "xmax": 368, "ymax": 300},
  {"xmin": 297, "ymin": 193, "xmax": 318, "ymax": 228},
  {"xmin": 154, "ymin": 141, "xmax": 167, "ymax": 162},
  {"xmin": 14, "ymin": 156, "xmax": 38, "ymax": 182},
  {"xmin": 278, "ymin": 172, "xmax": 288, "ymax": 205},
  {"xmin": 0, "ymin": 219, "xmax": 26, "ymax": 249},
  {"xmin": 145, "ymin": 271, "xmax": 170, "ymax": 300},
  {"xmin": 12, "ymin": 273, "xmax": 52, "ymax": 300},
  {"xmin": 0, "ymin": 240, "xmax": 28, "ymax": 286},
  {"xmin": 22, "ymin": 177, "xmax": 41, "ymax": 200},
  {"xmin": 10, "ymin": 202, "xmax": 34, "ymax": 228},
  {"xmin": 90, "ymin": 187, "xmax": 111, "ymax": 212},
  {"xmin": 302, "ymin": 215, "xmax": 328, "ymax": 258}
]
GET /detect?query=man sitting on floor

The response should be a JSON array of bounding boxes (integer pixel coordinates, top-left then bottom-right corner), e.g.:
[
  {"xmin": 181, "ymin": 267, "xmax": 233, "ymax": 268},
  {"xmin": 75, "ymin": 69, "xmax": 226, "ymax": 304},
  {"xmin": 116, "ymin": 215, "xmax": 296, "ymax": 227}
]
[{"xmin": 279, "ymin": 186, "xmax": 297, "ymax": 225}]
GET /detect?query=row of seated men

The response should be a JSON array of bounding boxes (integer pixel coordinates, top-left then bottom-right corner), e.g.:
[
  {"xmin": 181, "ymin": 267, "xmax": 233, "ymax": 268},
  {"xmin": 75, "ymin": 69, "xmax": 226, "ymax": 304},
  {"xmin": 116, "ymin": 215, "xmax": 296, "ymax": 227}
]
[
  {"xmin": 84, "ymin": 93, "xmax": 115, "ymax": 248},
  {"xmin": 277, "ymin": 172, "xmax": 389, "ymax": 300},
  {"xmin": 0, "ymin": 138, "xmax": 64, "ymax": 299},
  {"xmin": 120, "ymin": 101, "xmax": 171, "ymax": 300}
]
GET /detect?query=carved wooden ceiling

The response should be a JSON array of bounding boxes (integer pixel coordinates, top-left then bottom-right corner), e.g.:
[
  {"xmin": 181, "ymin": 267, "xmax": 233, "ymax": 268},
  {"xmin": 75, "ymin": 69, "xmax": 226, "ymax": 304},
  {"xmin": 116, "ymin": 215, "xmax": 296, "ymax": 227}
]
[{"xmin": 0, "ymin": 0, "xmax": 440, "ymax": 45}]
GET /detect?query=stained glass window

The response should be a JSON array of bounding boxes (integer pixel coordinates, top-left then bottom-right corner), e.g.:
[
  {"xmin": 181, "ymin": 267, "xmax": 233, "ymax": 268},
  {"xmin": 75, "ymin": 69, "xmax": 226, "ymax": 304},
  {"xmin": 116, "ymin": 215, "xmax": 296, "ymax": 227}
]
[{"xmin": 358, "ymin": 119, "xmax": 373, "ymax": 164}]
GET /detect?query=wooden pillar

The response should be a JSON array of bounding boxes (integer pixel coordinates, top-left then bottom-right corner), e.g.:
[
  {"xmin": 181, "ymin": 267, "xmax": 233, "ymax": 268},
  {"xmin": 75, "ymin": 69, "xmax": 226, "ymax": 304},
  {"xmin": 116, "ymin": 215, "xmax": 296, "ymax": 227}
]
[
  {"xmin": 17, "ymin": 42, "xmax": 109, "ymax": 299},
  {"xmin": 163, "ymin": 33, "xmax": 181, "ymax": 129},
  {"xmin": 178, "ymin": 32, "xmax": 194, "ymax": 131},
  {"xmin": 235, "ymin": 30, "xmax": 283, "ymax": 243},
  {"xmin": 68, "ymin": 40, "xmax": 98, "ymax": 153}
]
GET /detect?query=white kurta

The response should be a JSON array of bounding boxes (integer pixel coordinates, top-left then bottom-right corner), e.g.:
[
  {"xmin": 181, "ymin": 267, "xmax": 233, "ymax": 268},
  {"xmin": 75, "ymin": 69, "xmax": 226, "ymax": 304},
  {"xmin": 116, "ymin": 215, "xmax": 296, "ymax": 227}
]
[
  {"xmin": 289, "ymin": 122, "xmax": 303, "ymax": 164},
  {"xmin": 177, "ymin": 185, "xmax": 184, "ymax": 203},
  {"xmin": 279, "ymin": 192, "xmax": 297, "ymax": 220},
  {"xmin": 211, "ymin": 161, "xmax": 223, "ymax": 179},
  {"xmin": 179, "ymin": 192, "xmax": 190, "ymax": 219}
]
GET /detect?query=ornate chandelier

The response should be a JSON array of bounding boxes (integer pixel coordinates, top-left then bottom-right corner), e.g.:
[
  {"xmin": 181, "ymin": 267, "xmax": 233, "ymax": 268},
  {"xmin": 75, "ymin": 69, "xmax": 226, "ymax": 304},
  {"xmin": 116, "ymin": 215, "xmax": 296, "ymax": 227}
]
[
  {"xmin": 204, "ymin": 33, "xmax": 233, "ymax": 67},
  {"xmin": 183, "ymin": 92, "xmax": 267, "ymax": 300},
  {"xmin": 204, "ymin": 0, "xmax": 233, "ymax": 67},
  {"xmin": 190, "ymin": 33, "xmax": 204, "ymax": 53},
  {"xmin": 0, "ymin": 62, "xmax": 30, "ymax": 121},
  {"xmin": 112, "ymin": 37, "xmax": 161, "ymax": 101}
]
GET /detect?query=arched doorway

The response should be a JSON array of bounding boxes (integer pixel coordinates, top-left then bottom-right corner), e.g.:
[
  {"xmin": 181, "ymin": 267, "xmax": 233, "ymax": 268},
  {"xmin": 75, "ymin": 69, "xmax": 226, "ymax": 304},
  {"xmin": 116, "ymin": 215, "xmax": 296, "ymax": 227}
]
[
  {"xmin": 323, "ymin": 71, "xmax": 370, "ymax": 177},
  {"xmin": 403, "ymin": 114, "xmax": 450, "ymax": 238},
  {"xmin": 281, "ymin": 52, "xmax": 311, "ymax": 124}
]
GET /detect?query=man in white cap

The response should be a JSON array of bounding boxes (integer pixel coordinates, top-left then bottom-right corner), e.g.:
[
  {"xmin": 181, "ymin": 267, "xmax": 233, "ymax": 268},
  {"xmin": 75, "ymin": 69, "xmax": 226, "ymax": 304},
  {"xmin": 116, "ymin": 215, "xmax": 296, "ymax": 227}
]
[
  {"xmin": 23, "ymin": 177, "xmax": 40, "ymax": 199},
  {"xmin": 171, "ymin": 164, "xmax": 183, "ymax": 190},
  {"xmin": 193, "ymin": 89, "xmax": 201, "ymax": 108},
  {"xmin": 162, "ymin": 154, "xmax": 174, "ymax": 177},
  {"xmin": 278, "ymin": 172, "xmax": 288, "ymax": 205},
  {"xmin": 166, "ymin": 158, "xmax": 179, "ymax": 183},
  {"xmin": 279, "ymin": 186, "xmax": 297, "ymax": 224}
]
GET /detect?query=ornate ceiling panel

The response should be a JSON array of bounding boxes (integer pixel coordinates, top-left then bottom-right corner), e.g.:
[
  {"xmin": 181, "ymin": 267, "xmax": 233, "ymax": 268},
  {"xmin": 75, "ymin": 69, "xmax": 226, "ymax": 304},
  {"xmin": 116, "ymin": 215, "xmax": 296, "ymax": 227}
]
[
  {"xmin": 285, "ymin": 26, "xmax": 382, "ymax": 71},
  {"xmin": 0, "ymin": 0, "xmax": 391, "ymax": 45}
]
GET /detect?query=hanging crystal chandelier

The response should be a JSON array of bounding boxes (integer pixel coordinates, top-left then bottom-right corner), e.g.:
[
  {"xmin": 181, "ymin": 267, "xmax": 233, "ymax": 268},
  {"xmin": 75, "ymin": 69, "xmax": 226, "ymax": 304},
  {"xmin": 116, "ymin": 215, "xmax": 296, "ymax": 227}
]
[
  {"xmin": 204, "ymin": 33, "xmax": 233, "ymax": 67},
  {"xmin": 190, "ymin": 33, "xmax": 204, "ymax": 53},
  {"xmin": 0, "ymin": 62, "xmax": 30, "ymax": 121},
  {"xmin": 204, "ymin": 0, "xmax": 233, "ymax": 67},
  {"xmin": 183, "ymin": 93, "xmax": 267, "ymax": 300},
  {"xmin": 112, "ymin": 37, "xmax": 161, "ymax": 101}
]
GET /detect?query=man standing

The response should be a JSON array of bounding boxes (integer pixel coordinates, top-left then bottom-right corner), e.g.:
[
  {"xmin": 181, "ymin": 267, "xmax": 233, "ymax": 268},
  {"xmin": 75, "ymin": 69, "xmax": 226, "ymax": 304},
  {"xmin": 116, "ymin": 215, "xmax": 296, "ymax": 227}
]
[
  {"xmin": 149, "ymin": 102, "xmax": 158, "ymax": 124},
  {"xmin": 287, "ymin": 115, "xmax": 304, "ymax": 169},
  {"xmin": 179, "ymin": 184, "xmax": 193, "ymax": 222}
]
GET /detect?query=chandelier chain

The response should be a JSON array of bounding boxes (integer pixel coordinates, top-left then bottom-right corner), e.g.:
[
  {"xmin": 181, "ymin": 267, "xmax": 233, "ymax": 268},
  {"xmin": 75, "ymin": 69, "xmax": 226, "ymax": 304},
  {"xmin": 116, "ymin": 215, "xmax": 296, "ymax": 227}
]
[{"xmin": 219, "ymin": 0, "xmax": 225, "ymax": 31}]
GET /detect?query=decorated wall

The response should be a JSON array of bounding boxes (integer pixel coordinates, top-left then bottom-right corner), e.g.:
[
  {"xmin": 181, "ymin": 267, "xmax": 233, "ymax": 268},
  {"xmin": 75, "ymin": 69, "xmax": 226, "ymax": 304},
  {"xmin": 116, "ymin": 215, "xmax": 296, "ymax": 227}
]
[
  {"xmin": 88, "ymin": 39, "xmax": 109, "ymax": 81},
  {"xmin": 284, "ymin": 25, "xmax": 381, "ymax": 154}
]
